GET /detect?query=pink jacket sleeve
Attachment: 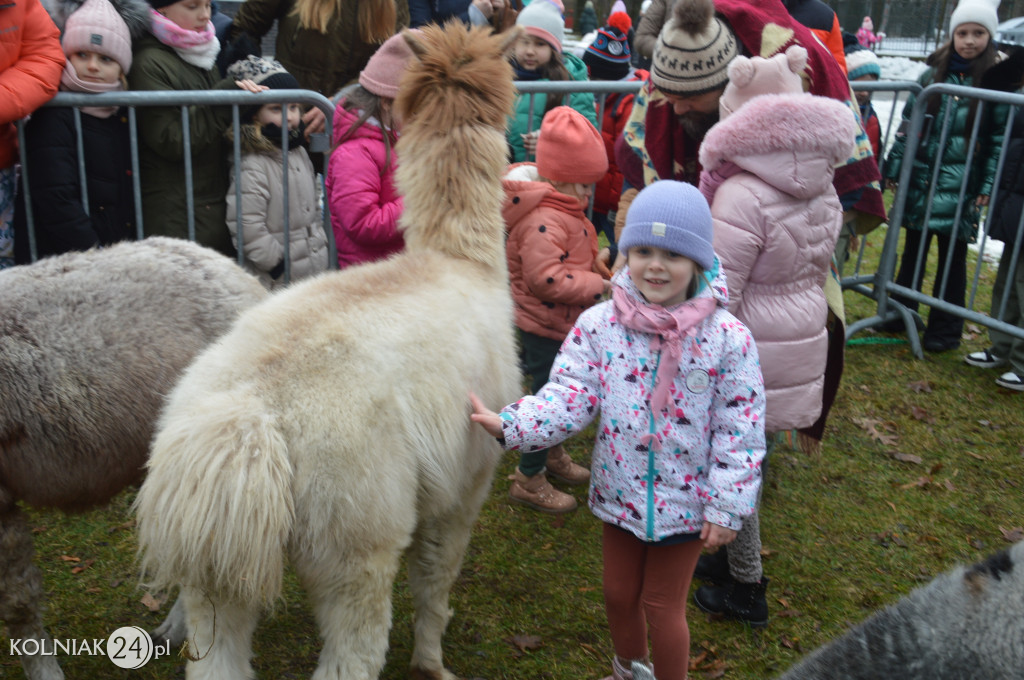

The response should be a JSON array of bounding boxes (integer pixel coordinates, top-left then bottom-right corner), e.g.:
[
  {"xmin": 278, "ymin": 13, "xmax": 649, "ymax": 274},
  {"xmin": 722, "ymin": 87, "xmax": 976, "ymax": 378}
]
[{"xmin": 327, "ymin": 139, "xmax": 404, "ymax": 250}]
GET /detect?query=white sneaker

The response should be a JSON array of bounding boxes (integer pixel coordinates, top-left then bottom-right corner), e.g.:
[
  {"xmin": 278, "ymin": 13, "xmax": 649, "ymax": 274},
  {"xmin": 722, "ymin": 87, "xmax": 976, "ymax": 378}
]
[
  {"xmin": 964, "ymin": 349, "xmax": 1006, "ymax": 369},
  {"xmin": 995, "ymin": 371, "xmax": 1024, "ymax": 391}
]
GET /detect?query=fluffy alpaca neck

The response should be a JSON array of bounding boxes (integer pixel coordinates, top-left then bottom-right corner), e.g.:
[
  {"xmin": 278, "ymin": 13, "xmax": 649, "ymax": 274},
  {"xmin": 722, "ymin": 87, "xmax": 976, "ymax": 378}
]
[{"xmin": 396, "ymin": 126, "xmax": 508, "ymax": 274}]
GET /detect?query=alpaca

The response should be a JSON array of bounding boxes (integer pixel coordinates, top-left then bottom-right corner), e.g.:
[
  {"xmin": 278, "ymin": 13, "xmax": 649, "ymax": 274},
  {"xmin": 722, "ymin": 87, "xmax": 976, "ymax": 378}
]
[
  {"xmin": 777, "ymin": 541, "xmax": 1024, "ymax": 679},
  {"xmin": 0, "ymin": 237, "xmax": 267, "ymax": 680},
  {"xmin": 132, "ymin": 23, "xmax": 523, "ymax": 680}
]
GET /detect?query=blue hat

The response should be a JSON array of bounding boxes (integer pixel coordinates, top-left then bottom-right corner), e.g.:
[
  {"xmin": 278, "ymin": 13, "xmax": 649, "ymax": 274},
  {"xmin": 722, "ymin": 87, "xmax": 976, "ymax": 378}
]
[
  {"xmin": 583, "ymin": 26, "xmax": 631, "ymax": 81},
  {"xmin": 619, "ymin": 180, "xmax": 714, "ymax": 270}
]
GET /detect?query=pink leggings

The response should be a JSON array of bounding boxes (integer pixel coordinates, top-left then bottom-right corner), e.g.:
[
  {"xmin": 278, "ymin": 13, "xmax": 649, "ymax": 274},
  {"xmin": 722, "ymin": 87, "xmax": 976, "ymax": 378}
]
[{"xmin": 602, "ymin": 524, "xmax": 704, "ymax": 680}]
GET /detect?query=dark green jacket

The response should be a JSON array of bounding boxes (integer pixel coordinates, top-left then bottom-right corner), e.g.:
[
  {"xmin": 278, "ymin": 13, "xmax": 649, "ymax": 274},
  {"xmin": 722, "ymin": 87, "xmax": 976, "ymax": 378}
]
[
  {"xmin": 128, "ymin": 33, "xmax": 235, "ymax": 256},
  {"xmin": 885, "ymin": 67, "xmax": 1007, "ymax": 240},
  {"xmin": 229, "ymin": 0, "xmax": 410, "ymax": 97}
]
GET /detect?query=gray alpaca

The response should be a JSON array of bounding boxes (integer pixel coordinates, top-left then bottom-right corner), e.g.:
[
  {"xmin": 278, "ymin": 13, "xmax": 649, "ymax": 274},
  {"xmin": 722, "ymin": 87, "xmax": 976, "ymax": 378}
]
[
  {"xmin": 778, "ymin": 540, "xmax": 1024, "ymax": 679},
  {"xmin": 0, "ymin": 238, "xmax": 267, "ymax": 680}
]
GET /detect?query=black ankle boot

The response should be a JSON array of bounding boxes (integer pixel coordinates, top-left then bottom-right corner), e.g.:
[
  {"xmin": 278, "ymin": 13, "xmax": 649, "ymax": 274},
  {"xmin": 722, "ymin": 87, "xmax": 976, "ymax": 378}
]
[
  {"xmin": 693, "ymin": 546, "xmax": 732, "ymax": 586},
  {"xmin": 693, "ymin": 576, "xmax": 769, "ymax": 628}
]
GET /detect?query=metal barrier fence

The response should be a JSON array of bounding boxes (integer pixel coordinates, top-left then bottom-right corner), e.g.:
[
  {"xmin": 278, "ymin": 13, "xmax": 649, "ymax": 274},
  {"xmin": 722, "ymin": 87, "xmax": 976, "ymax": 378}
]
[
  {"xmin": 16, "ymin": 88, "xmax": 334, "ymax": 283},
  {"xmin": 13, "ymin": 79, "xmax": 1024, "ymax": 361},
  {"xmin": 846, "ymin": 82, "xmax": 1024, "ymax": 357}
]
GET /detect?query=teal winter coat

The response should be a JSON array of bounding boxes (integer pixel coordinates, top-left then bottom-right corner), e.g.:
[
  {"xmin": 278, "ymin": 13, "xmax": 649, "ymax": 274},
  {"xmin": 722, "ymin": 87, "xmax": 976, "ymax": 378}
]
[
  {"xmin": 507, "ymin": 52, "xmax": 599, "ymax": 163},
  {"xmin": 885, "ymin": 67, "xmax": 1006, "ymax": 240}
]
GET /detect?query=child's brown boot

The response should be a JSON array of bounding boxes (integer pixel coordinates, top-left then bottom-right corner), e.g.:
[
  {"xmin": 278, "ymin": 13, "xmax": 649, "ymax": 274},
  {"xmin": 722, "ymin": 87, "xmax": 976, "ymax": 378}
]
[
  {"xmin": 545, "ymin": 445, "xmax": 590, "ymax": 485},
  {"xmin": 508, "ymin": 467, "xmax": 577, "ymax": 513}
]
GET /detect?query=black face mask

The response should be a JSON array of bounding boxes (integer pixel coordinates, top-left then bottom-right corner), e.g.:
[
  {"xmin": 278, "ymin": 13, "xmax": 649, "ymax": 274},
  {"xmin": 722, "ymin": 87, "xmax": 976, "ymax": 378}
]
[{"xmin": 260, "ymin": 119, "xmax": 308, "ymax": 150}]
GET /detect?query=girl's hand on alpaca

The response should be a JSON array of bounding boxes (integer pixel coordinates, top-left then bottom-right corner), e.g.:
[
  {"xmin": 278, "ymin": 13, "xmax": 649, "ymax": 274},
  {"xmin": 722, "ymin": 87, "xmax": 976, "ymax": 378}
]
[
  {"xmin": 303, "ymin": 107, "xmax": 327, "ymax": 137},
  {"xmin": 701, "ymin": 522, "xmax": 737, "ymax": 548},
  {"xmin": 235, "ymin": 79, "xmax": 269, "ymax": 94},
  {"xmin": 469, "ymin": 392, "xmax": 504, "ymax": 438}
]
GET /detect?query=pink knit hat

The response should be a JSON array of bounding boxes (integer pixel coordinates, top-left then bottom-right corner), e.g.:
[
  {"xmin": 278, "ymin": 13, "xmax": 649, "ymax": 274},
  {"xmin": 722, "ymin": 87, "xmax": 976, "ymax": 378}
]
[
  {"xmin": 359, "ymin": 31, "xmax": 416, "ymax": 99},
  {"xmin": 718, "ymin": 45, "xmax": 807, "ymax": 119},
  {"xmin": 62, "ymin": 0, "xmax": 134, "ymax": 74},
  {"xmin": 536, "ymin": 106, "xmax": 607, "ymax": 184}
]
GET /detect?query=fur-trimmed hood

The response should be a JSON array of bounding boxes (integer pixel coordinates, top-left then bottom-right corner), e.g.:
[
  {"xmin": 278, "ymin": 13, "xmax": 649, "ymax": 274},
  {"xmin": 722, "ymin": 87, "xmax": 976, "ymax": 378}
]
[
  {"xmin": 699, "ymin": 93, "xmax": 856, "ymax": 199},
  {"xmin": 226, "ymin": 122, "xmax": 285, "ymax": 157},
  {"xmin": 42, "ymin": 0, "xmax": 150, "ymax": 38}
]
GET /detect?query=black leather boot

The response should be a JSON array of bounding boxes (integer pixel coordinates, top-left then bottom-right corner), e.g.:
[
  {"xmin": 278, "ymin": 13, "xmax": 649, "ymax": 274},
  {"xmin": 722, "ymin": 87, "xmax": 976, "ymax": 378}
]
[
  {"xmin": 693, "ymin": 546, "xmax": 732, "ymax": 586},
  {"xmin": 693, "ymin": 576, "xmax": 769, "ymax": 628}
]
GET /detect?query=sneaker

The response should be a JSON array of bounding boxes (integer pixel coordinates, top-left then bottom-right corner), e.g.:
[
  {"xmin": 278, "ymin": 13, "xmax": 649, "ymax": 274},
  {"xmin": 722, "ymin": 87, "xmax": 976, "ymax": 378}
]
[
  {"xmin": 545, "ymin": 445, "xmax": 590, "ymax": 485},
  {"xmin": 508, "ymin": 467, "xmax": 577, "ymax": 513},
  {"xmin": 693, "ymin": 577, "xmax": 770, "ymax": 628},
  {"xmin": 964, "ymin": 349, "xmax": 1007, "ymax": 369},
  {"xmin": 996, "ymin": 371, "xmax": 1024, "ymax": 391}
]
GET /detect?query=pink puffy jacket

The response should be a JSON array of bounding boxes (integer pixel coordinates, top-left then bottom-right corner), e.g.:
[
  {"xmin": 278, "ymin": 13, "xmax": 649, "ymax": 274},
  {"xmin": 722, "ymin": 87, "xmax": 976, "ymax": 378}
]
[
  {"xmin": 699, "ymin": 93, "xmax": 855, "ymax": 433},
  {"xmin": 326, "ymin": 102, "xmax": 404, "ymax": 269}
]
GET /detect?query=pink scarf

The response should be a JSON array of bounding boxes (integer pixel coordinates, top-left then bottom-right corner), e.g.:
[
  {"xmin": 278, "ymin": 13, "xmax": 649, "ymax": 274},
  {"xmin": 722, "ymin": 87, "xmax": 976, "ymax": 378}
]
[
  {"xmin": 60, "ymin": 61, "xmax": 123, "ymax": 119},
  {"xmin": 612, "ymin": 271, "xmax": 718, "ymax": 414},
  {"xmin": 149, "ymin": 9, "xmax": 219, "ymax": 69}
]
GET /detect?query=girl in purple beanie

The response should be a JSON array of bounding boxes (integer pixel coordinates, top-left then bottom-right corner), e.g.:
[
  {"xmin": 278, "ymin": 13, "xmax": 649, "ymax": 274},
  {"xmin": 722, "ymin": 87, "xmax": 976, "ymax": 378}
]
[{"xmin": 473, "ymin": 179, "xmax": 765, "ymax": 680}]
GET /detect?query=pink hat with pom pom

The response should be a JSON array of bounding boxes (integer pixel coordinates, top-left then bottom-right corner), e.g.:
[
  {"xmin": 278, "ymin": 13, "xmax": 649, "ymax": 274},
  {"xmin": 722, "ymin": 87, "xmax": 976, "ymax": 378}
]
[{"xmin": 718, "ymin": 44, "xmax": 807, "ymax": 119}]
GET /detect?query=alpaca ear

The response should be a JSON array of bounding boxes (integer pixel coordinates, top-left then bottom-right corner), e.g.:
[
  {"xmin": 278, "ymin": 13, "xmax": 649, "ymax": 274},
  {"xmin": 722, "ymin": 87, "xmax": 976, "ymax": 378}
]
[
  {"xmin": 403, "ymin": 28, "xmax": 428, "ymax": 62},
  {"xmin": 785, "ymin": 44, "xmax": 808, "ymax": 74},
  {"xmin": 499, "ymin": 25, "xmax": 524, "ymax": 57},
  {"xmin": 727, "ymin": 55, "xmax": 754, "ymax": 88}
]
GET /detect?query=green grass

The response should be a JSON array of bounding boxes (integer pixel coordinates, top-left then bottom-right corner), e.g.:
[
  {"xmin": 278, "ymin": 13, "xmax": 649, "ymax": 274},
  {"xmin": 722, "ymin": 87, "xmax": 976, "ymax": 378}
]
[{"xmin": 3, "ymin": 225, "xmax": 1023, "ymax": 680}]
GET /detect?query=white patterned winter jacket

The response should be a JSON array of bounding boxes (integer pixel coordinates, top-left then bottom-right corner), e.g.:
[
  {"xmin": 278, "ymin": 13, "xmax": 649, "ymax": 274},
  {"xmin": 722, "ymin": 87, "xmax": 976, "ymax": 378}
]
[{"xmin": 499, "ymin": 263, "xmax": 766, "ymax": 542}]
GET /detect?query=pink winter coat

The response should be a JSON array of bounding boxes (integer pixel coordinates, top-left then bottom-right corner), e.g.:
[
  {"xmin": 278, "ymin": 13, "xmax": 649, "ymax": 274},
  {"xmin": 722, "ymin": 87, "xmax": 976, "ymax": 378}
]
[
  {"xmin": 326, "ymin": 102, "xmax": 404, "ymax": 269},
  {"xmin": 698, "ymin": 93, "xmax": 855, "ymax": 433},
  {"xmin": 502, "ymin": 163, "xmax": 606, "ymax": 341}
]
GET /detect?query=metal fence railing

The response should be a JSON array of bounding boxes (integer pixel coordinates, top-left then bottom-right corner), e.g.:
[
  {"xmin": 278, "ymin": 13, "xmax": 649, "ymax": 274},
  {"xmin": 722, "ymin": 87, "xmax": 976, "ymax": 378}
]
[
  {"xmin": 845, "ymin": 82, "xmax": 1024, "ymax": 357},
  {"xmin": 13, "ymin": 79, "xmax": 1024, "ymax": 361},
  {"xmin": 16, "ymin": 89, "xmax": 334, "ymax": 283}
]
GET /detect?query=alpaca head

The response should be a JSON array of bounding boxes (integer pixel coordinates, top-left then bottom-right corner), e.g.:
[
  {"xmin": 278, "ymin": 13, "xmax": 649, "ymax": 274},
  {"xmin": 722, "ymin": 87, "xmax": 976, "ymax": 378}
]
[
  {"xmin": 393, "ymin": 23, "xmax": 520, "ymax": 270},
  {"xmin": 396, "ymin": 24, "xmax": 519, "ymax": 134}
]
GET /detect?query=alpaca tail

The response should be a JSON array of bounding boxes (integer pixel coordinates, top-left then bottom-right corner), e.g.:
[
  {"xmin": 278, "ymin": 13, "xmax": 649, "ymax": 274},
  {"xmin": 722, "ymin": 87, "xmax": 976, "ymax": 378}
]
[{"xmin": 133, "ymin": 388, "xmax": 294, "ymax": 609}]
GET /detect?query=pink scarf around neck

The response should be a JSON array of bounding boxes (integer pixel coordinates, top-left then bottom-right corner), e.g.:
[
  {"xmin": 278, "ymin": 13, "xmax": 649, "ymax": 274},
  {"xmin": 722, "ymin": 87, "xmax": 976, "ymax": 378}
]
[
  {"xmin": 60, "ymin": 61, "xmax": 123, "ymax": 119},
  {"xmin": 612, "ymin": 271, "xmax": 718, "ymax": 415}
]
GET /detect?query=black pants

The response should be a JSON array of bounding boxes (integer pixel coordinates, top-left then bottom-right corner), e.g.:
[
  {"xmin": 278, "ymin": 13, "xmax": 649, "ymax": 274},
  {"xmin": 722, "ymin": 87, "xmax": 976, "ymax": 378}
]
[
  {"xmin": 892, "ymin": 229, "xmax": 967, "ymax": 345},
  {"xmin": 517, "ymin": 330, "xmax": 564, "ymax": 475}
]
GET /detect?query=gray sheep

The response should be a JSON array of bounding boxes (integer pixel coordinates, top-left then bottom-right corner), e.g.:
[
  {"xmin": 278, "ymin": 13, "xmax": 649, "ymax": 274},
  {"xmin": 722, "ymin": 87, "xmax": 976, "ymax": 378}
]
[
  {"xmin": 778, "ymin": 540, "xmax": 1024, "ymax": 680},
  {"xmin": 0, "ymin": 238, "xmax": 267, "ymax": 680}
]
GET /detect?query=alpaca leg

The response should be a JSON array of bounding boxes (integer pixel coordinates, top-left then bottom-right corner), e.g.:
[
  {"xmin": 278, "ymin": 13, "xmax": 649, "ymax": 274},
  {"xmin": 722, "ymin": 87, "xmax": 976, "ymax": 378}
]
[
  {"xmin": 181, "ymin": 586, "xmax": 259, "ymax": 680},
  {"xmin": 407, "ymin": 503, "xmax": 486, "ymax": 680},
  {"xmin": 0, "ymin": 504, "xmax": 65, "ymax": 680},
  {"xmin": 151, "ymin": 592, "xmax": 188, "ymax": 648},
  {"xmin": 294, "ymin": 544, "xmax": 405, "ymax": 680}
]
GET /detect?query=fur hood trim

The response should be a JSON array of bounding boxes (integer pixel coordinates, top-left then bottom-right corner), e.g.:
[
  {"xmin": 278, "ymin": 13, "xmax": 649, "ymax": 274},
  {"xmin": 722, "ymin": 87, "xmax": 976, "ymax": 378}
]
[
  {"xmin": 42, "ymin": 0, "xmax": 150, "ymax": 38},
  {"xmin": 699, "ymin": 93, "xmax": 856, "ymax": 171}
]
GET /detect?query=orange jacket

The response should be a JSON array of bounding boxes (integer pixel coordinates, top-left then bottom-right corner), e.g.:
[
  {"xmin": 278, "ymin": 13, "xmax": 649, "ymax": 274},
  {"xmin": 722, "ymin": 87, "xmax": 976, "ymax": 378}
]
[{"xmin": 0, "ymin": 0, "xmax": 64, "ymax": 168}]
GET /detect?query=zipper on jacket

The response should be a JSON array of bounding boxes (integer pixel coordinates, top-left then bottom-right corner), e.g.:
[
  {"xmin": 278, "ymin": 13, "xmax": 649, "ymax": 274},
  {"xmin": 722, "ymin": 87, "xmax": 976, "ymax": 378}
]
[{"xmin": 644, "ymin": 348, "xmax": 663, "ymax": 541}]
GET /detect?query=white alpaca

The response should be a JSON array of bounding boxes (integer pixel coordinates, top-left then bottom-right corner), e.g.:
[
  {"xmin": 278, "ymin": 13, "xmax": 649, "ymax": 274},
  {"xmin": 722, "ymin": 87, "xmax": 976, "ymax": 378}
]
[{"xmin": 133, "ymin": 24, "xmax": 522, "ymax": 680}]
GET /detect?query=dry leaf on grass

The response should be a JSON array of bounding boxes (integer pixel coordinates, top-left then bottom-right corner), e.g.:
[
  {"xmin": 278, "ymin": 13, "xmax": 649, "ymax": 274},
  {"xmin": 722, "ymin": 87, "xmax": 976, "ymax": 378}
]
[
  {"xmin": 910, "ymin": 405, "xmax": 935, "ymax": 423},
  {"xmin": 507, "ymin": 634, "xmax": 542, "ymax": 653},
  {"xmin": 891, "ymin": 452, "xmax": 923, "ymax": 464},
  {"xmin": 853, "ymin": 417, "xmax": 898, "ymax": 447},
  {"xmin": 999, "ymin": 526, "xmax": 1024, "ymax": 542},
  {"xmin": 907, "ymin": 380, "xmax": 933, "ymax": 393},
  {"xmin": 140, "ymin": 591, "xmax": 167, "ymax": 613},
  {"xmin": 70, "ymin": 559, "xmax": 94, "ymax": 575}
]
